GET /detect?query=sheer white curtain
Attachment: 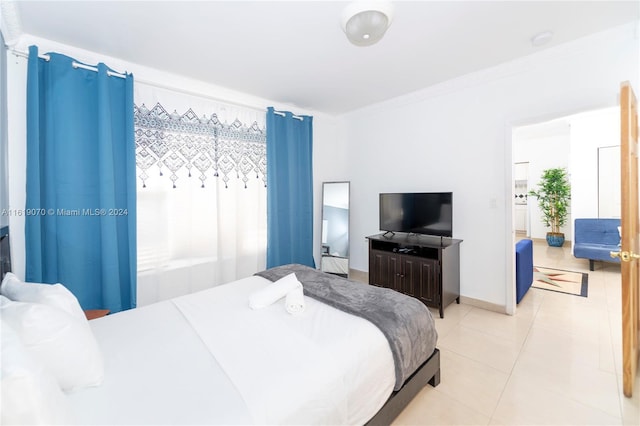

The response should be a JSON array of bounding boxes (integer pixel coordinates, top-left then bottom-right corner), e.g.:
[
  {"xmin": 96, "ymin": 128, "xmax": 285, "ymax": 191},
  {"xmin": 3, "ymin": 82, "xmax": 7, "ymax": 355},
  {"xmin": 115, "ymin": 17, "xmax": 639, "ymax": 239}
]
[{"xmin": 134, "ymin": 85, "xmax": 266, "ymax": 305}]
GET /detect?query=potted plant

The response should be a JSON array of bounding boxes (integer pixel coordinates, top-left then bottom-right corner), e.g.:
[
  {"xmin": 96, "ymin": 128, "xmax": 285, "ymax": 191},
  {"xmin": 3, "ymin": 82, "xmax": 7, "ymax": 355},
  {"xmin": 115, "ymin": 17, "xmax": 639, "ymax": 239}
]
[{"xmin": 528, "ymin": 167, "xmax": 571, "ymax": 247}]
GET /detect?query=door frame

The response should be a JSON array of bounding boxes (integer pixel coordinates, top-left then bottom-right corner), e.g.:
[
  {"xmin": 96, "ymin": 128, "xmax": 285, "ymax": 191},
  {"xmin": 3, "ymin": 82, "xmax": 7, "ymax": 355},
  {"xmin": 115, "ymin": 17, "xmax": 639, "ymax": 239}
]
[{"xmin": 506, "ymin": 105, "xmax": 621, "ymax": 315}]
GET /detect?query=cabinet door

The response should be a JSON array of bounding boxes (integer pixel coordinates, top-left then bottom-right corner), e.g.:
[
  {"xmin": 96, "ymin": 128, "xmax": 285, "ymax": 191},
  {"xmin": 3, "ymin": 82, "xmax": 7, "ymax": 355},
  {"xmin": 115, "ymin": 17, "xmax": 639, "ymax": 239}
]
[
  {"xmin": 400, "ymin": 256, "xmax": 419, "ymax": 296},
  {"xmin": 369, "ymin": 251, "xmax": 385, "ymax": 287},
  {"xmin": 412, "ymin": 258, "xmax": 439, "ymax": 304},
  {"xmin": 370, "ymin": 250, "xmax": 402, "ymax": 291}
]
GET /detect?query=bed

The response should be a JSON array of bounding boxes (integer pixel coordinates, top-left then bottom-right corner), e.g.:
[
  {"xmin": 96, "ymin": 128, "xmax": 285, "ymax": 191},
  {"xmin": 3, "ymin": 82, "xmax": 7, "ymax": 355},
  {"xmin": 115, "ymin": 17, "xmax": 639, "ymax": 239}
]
[{"xmin": 1, "ymin": 264, "xmax": 439, "ymax": 425}]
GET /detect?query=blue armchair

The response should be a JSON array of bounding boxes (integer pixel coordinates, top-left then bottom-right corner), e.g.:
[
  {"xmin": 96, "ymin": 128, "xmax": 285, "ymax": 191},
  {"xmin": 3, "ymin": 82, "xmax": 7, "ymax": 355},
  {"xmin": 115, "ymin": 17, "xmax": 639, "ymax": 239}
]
[{"xmin": 515, "ymin": 239, "xmax": 533, "ymax": 304}]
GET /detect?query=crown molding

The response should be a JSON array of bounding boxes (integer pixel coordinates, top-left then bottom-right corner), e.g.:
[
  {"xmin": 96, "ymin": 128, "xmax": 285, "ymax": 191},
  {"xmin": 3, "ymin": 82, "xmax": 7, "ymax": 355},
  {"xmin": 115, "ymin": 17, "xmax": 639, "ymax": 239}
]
[{"xmin": 0, "ymin": 0, "xmax": 22, "ymax": 47}]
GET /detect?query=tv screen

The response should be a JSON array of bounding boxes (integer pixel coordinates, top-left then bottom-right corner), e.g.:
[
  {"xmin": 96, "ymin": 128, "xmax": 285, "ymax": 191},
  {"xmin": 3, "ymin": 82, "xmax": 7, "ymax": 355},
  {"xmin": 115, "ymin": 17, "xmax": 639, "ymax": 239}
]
[{"xmin": 379, "ymin": 192, "xmax": 453, "ymax": 237}]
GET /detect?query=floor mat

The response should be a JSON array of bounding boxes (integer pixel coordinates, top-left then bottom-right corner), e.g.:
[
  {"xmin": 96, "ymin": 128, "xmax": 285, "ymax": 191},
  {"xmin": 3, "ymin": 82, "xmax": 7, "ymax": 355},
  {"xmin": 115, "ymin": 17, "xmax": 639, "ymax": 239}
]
[{"xmin": 532, "ymin": 266, "xmax": 588, "ymax": 297}]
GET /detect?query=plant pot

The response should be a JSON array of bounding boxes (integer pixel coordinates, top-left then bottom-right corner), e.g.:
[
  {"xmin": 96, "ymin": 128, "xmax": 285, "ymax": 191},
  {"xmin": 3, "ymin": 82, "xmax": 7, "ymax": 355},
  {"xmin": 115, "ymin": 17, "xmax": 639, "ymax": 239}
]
[{"xmin": 546, "ymin": 232, "xmax": 565, "ymax": 247}]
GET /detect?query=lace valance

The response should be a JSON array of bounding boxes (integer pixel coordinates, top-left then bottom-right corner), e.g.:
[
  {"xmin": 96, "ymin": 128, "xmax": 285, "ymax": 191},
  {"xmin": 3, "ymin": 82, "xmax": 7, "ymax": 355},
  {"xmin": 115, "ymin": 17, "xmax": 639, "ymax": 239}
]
[{"xmin": 134, "ymin": 103, "xmax": 266, "ymax": 188}]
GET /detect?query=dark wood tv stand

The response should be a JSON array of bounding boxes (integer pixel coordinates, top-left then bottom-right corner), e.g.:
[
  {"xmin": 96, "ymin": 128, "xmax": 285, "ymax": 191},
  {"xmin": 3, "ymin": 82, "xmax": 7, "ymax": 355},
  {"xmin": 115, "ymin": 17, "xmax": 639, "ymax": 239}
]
[{"xmin": 367, "ymin": 233, "xmax": 462, "ymax": 318}]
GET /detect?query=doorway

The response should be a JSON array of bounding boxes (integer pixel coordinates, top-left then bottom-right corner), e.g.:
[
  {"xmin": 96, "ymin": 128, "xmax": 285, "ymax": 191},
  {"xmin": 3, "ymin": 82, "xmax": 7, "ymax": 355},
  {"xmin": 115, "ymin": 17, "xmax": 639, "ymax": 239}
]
[
  {"xmin": 511, "ymin": 107, "xmax": 620, "ymax": 308},
  {"xmin": 512, "ymin": 118, "xmax": 571, "ymax": 242},
  {"xmin": 513, "ymin": 108, "xmax": 620, "ymax": 239}
]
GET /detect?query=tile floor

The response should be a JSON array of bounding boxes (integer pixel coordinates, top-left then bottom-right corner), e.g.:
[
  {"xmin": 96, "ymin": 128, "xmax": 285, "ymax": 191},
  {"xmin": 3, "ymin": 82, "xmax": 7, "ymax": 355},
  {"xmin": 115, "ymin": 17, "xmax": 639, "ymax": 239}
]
[{"xmin": 387, "ymin": 238, "xmax": 640, "ymax": 425}]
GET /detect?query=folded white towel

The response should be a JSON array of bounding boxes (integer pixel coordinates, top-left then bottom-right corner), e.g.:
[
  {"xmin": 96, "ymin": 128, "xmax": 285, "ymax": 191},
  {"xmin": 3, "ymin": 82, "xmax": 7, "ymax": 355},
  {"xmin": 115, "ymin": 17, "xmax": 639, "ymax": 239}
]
[
  {"xmin": 285, "ymin": 286, "xmax": 305, "ymax": 315},
  {"xmin": 249, "ymin": 273, "xmax": 302, "ymax": 310}
]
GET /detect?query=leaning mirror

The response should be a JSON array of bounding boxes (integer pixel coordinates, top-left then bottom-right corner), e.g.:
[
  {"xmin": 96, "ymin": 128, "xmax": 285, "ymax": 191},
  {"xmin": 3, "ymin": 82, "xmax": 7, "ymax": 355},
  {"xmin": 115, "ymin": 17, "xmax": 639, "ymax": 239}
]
[{"xmin": 321, "ymin": 181, "xmax": 350, "ymax": 277}]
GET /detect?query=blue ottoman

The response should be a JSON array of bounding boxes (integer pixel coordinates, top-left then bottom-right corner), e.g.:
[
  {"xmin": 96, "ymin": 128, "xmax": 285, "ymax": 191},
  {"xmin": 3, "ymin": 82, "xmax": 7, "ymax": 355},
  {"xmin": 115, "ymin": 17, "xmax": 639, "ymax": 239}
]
[{"xmin": 515, "ymin": 239, "xmax": 533, "ymax": 303}]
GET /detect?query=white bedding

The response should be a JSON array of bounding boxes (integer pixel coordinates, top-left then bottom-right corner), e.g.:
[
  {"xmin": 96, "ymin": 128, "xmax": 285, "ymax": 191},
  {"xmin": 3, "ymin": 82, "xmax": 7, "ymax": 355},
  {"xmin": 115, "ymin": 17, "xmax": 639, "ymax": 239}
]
[{"xmin": 66, "ymin": 276, "xmax": 395, "ymax": 425}]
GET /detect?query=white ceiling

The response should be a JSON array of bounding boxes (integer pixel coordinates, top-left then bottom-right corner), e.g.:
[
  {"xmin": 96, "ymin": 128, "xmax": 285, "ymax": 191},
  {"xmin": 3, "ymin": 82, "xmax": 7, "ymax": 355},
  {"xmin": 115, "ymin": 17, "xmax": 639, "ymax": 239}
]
[{"xmin": 6, "ymin": 1, "xmax": 639, "ymax": 115}]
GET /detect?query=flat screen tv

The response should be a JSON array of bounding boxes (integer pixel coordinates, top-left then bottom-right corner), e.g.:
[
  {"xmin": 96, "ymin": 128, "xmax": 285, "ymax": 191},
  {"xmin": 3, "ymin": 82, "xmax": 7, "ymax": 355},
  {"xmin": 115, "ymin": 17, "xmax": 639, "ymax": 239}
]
[{"xmin": 379, "ymin": 192, "xmax": 453, "ymax": 237}]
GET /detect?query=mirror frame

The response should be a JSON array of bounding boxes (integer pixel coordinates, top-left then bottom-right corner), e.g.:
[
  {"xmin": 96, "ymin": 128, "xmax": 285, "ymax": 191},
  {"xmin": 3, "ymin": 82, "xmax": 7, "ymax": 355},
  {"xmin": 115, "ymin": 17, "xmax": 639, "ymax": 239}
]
[{"xmin": 320, "ymin": 181, "xmax": 350, "ymax": 277}]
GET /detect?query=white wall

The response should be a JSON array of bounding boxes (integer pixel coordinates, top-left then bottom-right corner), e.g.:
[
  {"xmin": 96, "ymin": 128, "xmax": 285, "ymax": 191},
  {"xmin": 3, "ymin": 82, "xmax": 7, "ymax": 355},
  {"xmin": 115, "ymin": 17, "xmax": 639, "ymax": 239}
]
[
  {"xmin": 342, "ymin": 22, "xmax": 639, "ymax": 311},
  {"xmin": 0, "ymin": 31, "xmax": 8, "ymax": 228},
  {"xmin": 312, "ymin": 117, "xmax": 349, "ymax": 266},
  {"xmin": 569, "ymin": 107, "xmax": 621, "ymax": 221},
  {"xmin": 6, "ymin": 34, "xmax": 346, "ymax": 280},
  {"xmin": 6, "ymin": 46, "xmax": 26, "ymax": 276}
]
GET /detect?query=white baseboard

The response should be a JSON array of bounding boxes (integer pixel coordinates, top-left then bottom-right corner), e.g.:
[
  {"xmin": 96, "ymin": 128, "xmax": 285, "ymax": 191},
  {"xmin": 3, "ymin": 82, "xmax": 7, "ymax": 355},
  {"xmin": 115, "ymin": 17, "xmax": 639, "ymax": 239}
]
[{"xmin": 459, "ymin": 296, "xmax": 509, "ymax": 315}]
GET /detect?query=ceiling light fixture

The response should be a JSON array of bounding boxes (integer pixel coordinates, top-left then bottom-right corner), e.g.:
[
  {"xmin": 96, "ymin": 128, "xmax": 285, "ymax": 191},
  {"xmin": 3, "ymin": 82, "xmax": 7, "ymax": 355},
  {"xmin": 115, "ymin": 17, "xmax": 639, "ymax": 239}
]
[
  {"xmin": 341, "ymin": 1, "xmax": 394, "ymax": 47},
  {"xmin": 530, "ymin": 31, "xmax": 554, "ymax": 47}
]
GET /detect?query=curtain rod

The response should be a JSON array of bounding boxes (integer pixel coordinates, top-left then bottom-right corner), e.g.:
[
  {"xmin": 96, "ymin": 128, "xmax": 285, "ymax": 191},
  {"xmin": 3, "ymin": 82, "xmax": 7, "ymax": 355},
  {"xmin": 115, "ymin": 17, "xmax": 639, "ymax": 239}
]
[
  {"xmin": 9, "ymin": 47, "xmax": 126, "ymax": 79},
  {"xmin": 10, "ymin": 48, "xmax": 49, "ymax": 61},
  {"xmin": 8, "ymin": 47, "xmax": 308, "ymax": 119},
  {"xmin": 10, "ymin": 47, "xmax": 265, "ymax": 113},
  {"xmin": 10, "ymin": 46, "xmax": 267, "ymax": 115},
  {"xmin": 273, "ymin": 110, "xmax": 304, "ymax": 121}
]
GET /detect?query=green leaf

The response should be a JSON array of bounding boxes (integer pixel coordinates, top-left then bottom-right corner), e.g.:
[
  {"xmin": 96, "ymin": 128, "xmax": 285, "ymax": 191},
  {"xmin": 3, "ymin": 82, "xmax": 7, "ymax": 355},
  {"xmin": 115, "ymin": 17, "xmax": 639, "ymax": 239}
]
[{"xmin": 528, "ymin": 167, "xmax": 571, "ymax": 234}]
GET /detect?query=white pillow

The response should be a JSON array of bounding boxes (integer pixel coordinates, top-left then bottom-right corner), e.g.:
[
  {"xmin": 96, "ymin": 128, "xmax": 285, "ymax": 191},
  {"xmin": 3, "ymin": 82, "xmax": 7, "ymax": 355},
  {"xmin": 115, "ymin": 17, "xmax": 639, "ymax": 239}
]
[
  {"xmin": 1, "ymin": 318, "xmax": 73, "ymax": 424},
  {"xmin": 0, "ymin": 272, "xmax": 86, "ymax": 321},
  {"xmin": 0, "ymin": 295, "xmax": 104, "ymax": 392}
]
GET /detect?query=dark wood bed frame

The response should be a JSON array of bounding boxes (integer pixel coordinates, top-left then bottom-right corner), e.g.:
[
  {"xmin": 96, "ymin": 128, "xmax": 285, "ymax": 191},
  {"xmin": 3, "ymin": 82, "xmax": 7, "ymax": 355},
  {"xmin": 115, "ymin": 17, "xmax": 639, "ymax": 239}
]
[{"xmin": 366, "ymin": 348, "xmax": 441, "ymax": 426}]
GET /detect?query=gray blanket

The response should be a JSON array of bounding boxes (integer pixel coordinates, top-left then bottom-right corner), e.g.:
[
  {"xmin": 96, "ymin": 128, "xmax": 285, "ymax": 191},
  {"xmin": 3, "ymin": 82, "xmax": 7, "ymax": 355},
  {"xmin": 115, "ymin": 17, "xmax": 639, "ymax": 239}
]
[{"xmin": 255, "ymin": 264, "xmax": 438, "ymax": 391}]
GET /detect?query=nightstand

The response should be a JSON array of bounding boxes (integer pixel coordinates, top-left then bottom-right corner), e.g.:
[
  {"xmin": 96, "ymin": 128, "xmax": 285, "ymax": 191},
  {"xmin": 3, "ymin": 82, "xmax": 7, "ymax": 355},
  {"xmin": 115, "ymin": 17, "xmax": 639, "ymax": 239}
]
[{"xmin": 84, "ymin": 309, "xmax": 110, "ymax": 320}]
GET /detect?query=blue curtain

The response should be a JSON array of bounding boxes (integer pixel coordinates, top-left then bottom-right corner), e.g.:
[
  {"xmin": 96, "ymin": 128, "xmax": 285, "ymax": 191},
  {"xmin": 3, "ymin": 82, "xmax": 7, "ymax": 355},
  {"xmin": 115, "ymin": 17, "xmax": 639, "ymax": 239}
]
[
  {"xmin": 26, "ymin": 46, "xmax": 136, "ymax": 312},
  {"xmin": 266, "ymin": 107, "xmax": 315, "ymax": 268}
]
